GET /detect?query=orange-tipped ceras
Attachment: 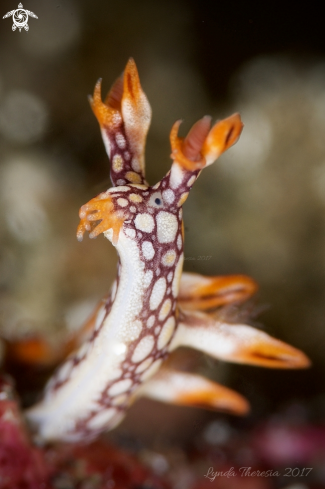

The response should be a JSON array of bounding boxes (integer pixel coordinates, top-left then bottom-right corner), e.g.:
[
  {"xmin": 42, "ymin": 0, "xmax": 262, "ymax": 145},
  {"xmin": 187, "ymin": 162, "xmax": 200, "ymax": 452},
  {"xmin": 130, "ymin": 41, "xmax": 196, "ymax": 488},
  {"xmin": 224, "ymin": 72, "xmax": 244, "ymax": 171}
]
[{"xmin": 26, "ymin": 59, "xmax": 310, "ymax": 442}]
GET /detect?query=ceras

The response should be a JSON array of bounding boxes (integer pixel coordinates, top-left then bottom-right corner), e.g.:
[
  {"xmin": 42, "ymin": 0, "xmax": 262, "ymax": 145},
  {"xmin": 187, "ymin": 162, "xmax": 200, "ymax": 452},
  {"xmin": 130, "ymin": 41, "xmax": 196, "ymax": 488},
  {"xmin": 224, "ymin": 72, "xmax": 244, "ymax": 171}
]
[{"xmin": 27, "ymin": 59, "xmax": 310, "ymax": 442}]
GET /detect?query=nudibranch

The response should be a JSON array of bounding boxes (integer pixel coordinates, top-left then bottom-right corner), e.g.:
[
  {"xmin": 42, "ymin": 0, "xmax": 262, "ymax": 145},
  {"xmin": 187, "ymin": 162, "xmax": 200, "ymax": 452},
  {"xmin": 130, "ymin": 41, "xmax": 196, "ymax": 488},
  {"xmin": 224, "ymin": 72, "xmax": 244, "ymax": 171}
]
[{"xmin": 26, "ymin": 59, "xmax": 310, "ymax": 442}]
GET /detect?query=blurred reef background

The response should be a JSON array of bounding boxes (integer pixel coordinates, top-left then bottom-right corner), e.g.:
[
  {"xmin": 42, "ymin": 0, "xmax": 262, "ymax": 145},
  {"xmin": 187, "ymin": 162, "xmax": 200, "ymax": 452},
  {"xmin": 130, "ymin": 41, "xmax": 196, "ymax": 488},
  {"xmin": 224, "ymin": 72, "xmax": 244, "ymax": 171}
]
[{"xmin": 1, "ymin": 0, "xmax": 325, "ymax": 485}]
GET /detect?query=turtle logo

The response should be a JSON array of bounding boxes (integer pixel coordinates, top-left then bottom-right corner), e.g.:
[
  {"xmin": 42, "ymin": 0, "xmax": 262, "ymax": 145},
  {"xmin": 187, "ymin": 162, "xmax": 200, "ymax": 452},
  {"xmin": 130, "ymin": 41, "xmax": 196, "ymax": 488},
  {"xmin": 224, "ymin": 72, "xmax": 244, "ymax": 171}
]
[{"xmin": 3, "ymin": 3, "xmax": 38, "ymax": 32}]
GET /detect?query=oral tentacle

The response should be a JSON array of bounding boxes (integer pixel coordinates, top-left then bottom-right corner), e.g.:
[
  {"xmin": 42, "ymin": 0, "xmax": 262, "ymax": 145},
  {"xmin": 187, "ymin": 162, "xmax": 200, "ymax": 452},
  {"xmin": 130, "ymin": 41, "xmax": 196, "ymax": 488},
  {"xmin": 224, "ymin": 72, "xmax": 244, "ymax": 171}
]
[
  {"xmin": 178, "ymin": 272, "xmax": 258, "ymax": 311},
  {"xmin": 171, "ymin": 309, "xmax": 311, "ymax": 369},
  {"xmin": 139, "ymin": 366, "xmax": 250, "ymax": 415}
]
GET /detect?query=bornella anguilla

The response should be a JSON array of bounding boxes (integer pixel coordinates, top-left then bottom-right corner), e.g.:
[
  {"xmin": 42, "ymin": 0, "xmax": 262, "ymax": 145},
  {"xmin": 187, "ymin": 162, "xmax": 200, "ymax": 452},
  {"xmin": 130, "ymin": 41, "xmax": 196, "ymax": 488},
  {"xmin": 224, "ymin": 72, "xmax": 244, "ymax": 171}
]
[{"xmin": 26, "ymin": 59, "xmax": 310, "ymax": 442}]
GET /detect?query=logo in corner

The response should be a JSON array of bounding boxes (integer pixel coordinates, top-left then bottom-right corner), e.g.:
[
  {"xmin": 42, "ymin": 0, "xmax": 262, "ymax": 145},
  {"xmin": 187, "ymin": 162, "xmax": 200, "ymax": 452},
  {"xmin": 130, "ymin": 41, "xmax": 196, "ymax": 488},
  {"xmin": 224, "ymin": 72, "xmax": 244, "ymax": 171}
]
[{"xmin": 3, "ymin": 3, "xmax": 38, "ymax": 32}]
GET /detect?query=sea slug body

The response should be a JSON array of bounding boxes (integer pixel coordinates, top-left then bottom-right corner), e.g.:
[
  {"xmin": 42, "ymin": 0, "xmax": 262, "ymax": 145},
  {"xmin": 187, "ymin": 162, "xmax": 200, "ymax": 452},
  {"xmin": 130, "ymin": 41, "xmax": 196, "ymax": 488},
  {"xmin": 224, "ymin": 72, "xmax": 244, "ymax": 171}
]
[{"xmin": 26, "ymin": 59, "xmax": 310, "ymax": 442}]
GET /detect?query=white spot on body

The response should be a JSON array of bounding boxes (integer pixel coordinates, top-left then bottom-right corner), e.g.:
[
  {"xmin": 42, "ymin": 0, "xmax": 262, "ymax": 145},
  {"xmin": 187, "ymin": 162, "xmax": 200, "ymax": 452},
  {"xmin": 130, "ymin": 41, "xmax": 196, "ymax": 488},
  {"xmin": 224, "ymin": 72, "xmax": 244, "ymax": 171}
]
[
  {"xmin": 158, "ymin": 317, "xmax": 176, "ymax": 349},
  {"xmin": 172, "ymin": 255, "xmax": 184, "ymax": 297},
  {"xmin": 108, "ymin": 186, "xmax": 130, "ymax": 193},
  {"xmin": 147, "ymin": 315, "xmax": 155, "ymax": 328},
  {"xmin": 132, "ymin": 157, "xmax": 140, "ymax": 172},
  {"xmin": 159, "ymin": 299, "xmax": 172, "ymax": 321},
  {"xmin": 130, "ymin": 206, "xmax": 136, "ymax": 213},
  {"xmin": 112, "ymin": 113, "xmax": 122, "ymax": 125},
  {"xmin": 135, "ymin": 213, "xmax": 154, "ymax": 232},
  {"xmin": 142, "ymin": 241, "xmax": 155, "ymax": 260},
  {"xmin": 126, "ymin": 171, "xmax": 142, "ymax": 183},
  {"xmin": 112, "ymin": 154, "xmax": 123, "ymax": 172},
  {"xmin": 108, "ymin": 378, "xmax": 133, "ymax": 397},
  {"xmin": 125, "ymin": 228, "xmax": 136, "ymax": 238},
  {"xmin": 129, "ymin": 193, "xmax": 143, "ymax": 203},
  {"xmin": 187, "ymin": 175, "xmax": 196, "ymax": 187},
  {"xmin": 156, "ymin": 212, "xmax": 178, "ymax": 243},
  {"xmin": 115, "ymin": 133, "xmax": 126, "ymax": 149},
  {"xmin": 167, "ymin": 271, "xmax": 173, "ymax": 283},
  {"xmin": 135, "ymin": 357, "xmax": 153, "ymax": 373},
  {"xmin": 162, "ymin": 188, "xmax": 175, "ymax": 204},
  {"xmin": 117, "ymin": 179, "xmax": 126, "ymax": 185},
  {"xmin": 177, "ymin": 192, "xmax": 189, "ymax": 207},
  {"xmin": 117, "ymin": 198, "xmax": 128, "ymax": 207},
  {"xmin": 162, "ymin": 249, "xmax": 176, "ymax": 267},
  {"xmin": 177, "ymin": 234, "xmax": 182, "ymax": 250},
  {"xmin": 172, "ymin": 253, "xmax": 184, "ymax": 297},
  {"xmin": 132, "ymin": 335, "xmax": 155, "ymax": 363},
  {"xmin": 150, "ymin": 277, "xmax": 167, "ymax": 310}
]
